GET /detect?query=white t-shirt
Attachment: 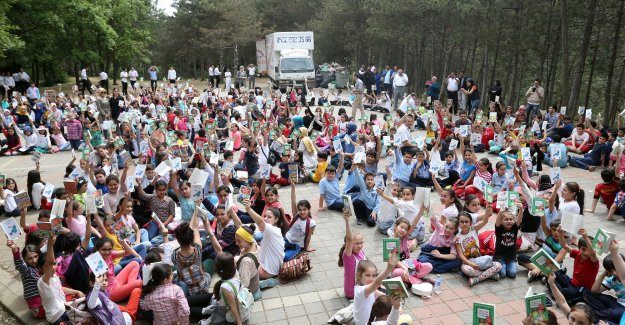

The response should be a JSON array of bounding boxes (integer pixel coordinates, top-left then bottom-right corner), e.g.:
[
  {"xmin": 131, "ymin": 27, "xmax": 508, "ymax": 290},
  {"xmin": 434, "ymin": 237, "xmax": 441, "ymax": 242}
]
[
  {"xmin": 353, "ymin": 285, "xmax": 375, "ymax": 325},
  {"xmin": 395, "ymin": 124, "xmax": 411, "ymax": 147},
  {"xmin": 447, "ymin": 77, "xmax": 459, "ymax": 92},
  {"xmin": 572, "ymin": 131, "xmax": 589, "ymax": 145},
  {"xmin": 393, "ymin": 199, "xmax": 419, "ymax": 223},
  {"xmin": 225, "ymin": 71, "xmax": 232, "ymax": 80},
  {"xmin": 80, "ymin": 69, "xmax": 87, "ymax": 80},
  {"xmin": 248, "ymin": 67, "xmax": 256, "ymax": 76},
  {"xmin": 258, "ymin": 224, "xmax": 285, "ymax": 276},
  {"xmin": 99, "ymin": 72, "xmax": 108, "ymax": 81},
  {"xmin": 129, "ymin": 69, "xmax": 138, "ymax": 81},
  {"xmin": 3, "ymin": 189, "xmax": 16, "ymax": 212},
  {"xmin": 38, "ymin": 276, "xmax": 66, "ymax": 322},
  {"xmin": 286, "ymin": 217, "xmax": 316, "ymax": 247},
  {"xmin": 557, "ymin": 197, "xmax": 580, "ymax": 220},
  {"xmin": 398, "ymin": 96, "xmax": 415, "ymax": 113},
  {"xmin": 218, "ymin": 278, "xmax": 241, "ymax": 306},
  {"xmin": 442, "ymin": 204, "xmax": 459, "ymax": 220},
  {"xmin": 120, "ymin": 71, "xmax": 128, "ymax": 83},
  {"xmin": 168, "ymin": 69, "xmax": 177, "ymax": 80},
  {"xmin": 208, "ymin": 67, "xmax": 214, "ymax": 77}
]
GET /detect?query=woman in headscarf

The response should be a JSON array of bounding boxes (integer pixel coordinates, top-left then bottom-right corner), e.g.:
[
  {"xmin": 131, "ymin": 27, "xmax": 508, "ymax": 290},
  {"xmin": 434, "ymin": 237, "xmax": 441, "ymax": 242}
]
[{"xmin": 298, "ymin": 127, "xmax": 318, "ymax": 175}]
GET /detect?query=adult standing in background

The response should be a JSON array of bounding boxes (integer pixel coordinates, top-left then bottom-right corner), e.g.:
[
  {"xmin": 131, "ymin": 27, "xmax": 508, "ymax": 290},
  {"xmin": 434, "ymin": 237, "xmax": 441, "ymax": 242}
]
[
  {"xmin": 224, "ymin": 68, "xmax": 232, "ymax": 93},
  {"xmin": 525, "ymin": 78, "xmax": 544, "ymax": 126},
  {"xmin": 148, "ymin": 65, "xmax": 158, "ymax": 92},
  {"xmin": 461, "ymin": 78, "xmax": 480, "ymax": 119},
  {"xmin": 208, "ymin": 65, "xmax": 215, "ymax": 88},
  {"xmin": 458, "ymin": 70, "xmax": 468, "ymax": 110},
  {"xmin": 17, "ymin": 68, "xmax": 30, "ymax": 95},
  {"xmin": 120, "ymin": 68, "xmax": 129, "ymax": 95},
  {"xmin": 351, "ymin": 74, "xmax": 366, "ymax": 120},
  {"xmin": 236, "ymin": 66, "xmax": 246, "ymax": 89},
  {"xmin": 99, "ymin": 70, "xmax": 109, "ymax": 94},
  {"xmin": 80, "ymin": 66, "xmax": 92, "ymax": 95},
  {"xmin": 3, "ymin": 72, "xmax": 15, "ymax": 99},
  {"xmin": 488, "ymin": 80, "xmax": 502, "ymax": 103},
  {"xmin": 382, "ymin": 65, "xmax": 394, "ymax": 96},
  {"xmin": 214, "ymin": 65, "xmax": 221, "ymax": 88},
  {"xmin": 129, "ymin": 67, "xmax": 139, "ymax": 92},
  {"xmin": 392, "ymin": 68, "xmax": 408, "ymax": 109},
  {"xmin": 167, "ymin": 66, "xmax": 177, "ymax": 84},
  {"xmin": 445, "ymin": 72, "xmax": 460, "ymax": 114},
  {"xmin": 427, "ymin": 76, "xmax": 440, "ymax": 103},
  {"xmin": 247, "ymin": 64, "xmax": 256, "ymax": 89}
]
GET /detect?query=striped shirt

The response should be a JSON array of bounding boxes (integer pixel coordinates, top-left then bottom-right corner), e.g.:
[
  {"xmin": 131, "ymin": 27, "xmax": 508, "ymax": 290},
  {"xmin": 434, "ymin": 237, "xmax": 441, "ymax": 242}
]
[{"xmin": 13, "ymin": 250, "xmax": 41, "ymax": 302}]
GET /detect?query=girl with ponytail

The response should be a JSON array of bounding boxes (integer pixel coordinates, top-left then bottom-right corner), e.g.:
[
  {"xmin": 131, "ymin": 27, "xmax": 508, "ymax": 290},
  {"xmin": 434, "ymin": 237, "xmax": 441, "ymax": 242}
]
[{"xmin": 140, "ymin": 263, "xmax": 190, "ymax": 324}]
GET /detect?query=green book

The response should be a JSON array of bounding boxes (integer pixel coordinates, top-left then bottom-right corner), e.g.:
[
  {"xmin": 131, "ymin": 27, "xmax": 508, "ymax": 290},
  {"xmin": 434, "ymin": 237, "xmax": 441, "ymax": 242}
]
[
  {"xmin": 252, "ymin": 121, "xmax": 260, "ymax": 132},
  {"xmin": 82, "ymin": 148, "xmax": 90, "ymax": 160},
  {"xmin": 530, "ymin": 248, "xmax": 561, "ymax": 275},
  {"xmin": 530, "ymin": 197, "xmax": 547, "ymax": 217},
  {"xmin": 472, "ymin": 302, "xmax": 495, "ymax": 325},
  {"xmin": 0, "ymin": 174, "xmax": 5, "ymax": 187},
  {"xmin": 381, "ymin": 277, "xmax": 409, "ymax": 298},
  {"xmin": 283, "ymin": 143, "xmax": 292, "ymax": 152},
  {"xmin": 341, "ymin": 194, "xmax": 355, "ymax": 219},
  {"xmin": 525, "ymin": 287, "xmax": 549, "ymax": 321},
  {"xmin": 382, "ymin": 238, "xmax": 400, "ymax": 262},
  {"xmin": 484, "ymin": 185, "xmax": 495, "ymax": 203},
  {"xmin": 592, "ymin": 228, "xmax": 616, "ymax": 255}
]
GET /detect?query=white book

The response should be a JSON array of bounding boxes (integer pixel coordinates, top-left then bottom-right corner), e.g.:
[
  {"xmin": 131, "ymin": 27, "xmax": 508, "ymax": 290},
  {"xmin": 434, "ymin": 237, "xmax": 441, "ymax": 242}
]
[
  {"xmin": 561, "ymin": 211, "xmax": 583, "ymax": 235},
  {"xmin": 560, "ymin": 106, "xmax": 566, "ymax": 115},
  {"xmin": 578, "ymin": 106, "xmax": 585, "ymax": 115},
  {"xmin": 460, "ymin": 125, "xmax": 470, "ymax": 137},
  {"xmin": 472, "ymin": 175, "xmax": 488, "ymax": 193},
  {"xmin": 448, "ymin": 139, "xmax": 459, "ymax": 151},
  {"xmin": 31, "ymin": 151, "xmax": 42, "ymax": 162},
  {"xmin": 236, "ymin": 170, "xmax": 248, "ymax": 180},
  {"xmin": 585, "ymin": 109, "xmax": 592, "ymax": 119},
  {"xmin": 42, "ymin": 183, "xmax": 55, "ymax": 199},
  {"xmin": 372, "ymin": 124, "xmax": 381, "ymax": 137},
  {"xmin": 85, "ymin": 252, "xmax": 109, "ymax": 277},
  {"xmin": 51, "ymin": 199, "xmax": 67, "ymax": 219},
  {"xmin": 354, "ymin": 152, "xmax": 366, "ymax": 164},
  {"xmin": 550, "ymin": 167, "xmax": 561, "ymax": 183},
  {"xmin": 170, "ymin": 157, "xmax": 182, "ymax": 171},
  {"xmin": 134, "ymin": 164, "xmax": 147, "ymax": 179},
  {"xmin": 333, "ymin": 139, "xmax": 343, "ymax": 152},
  {"xmin": 496, "ymin": 191, "xmax": 508, "ymax": 210},
  {"xmin": 225, "ymin": 140, "xmax": 234, "ymax": 151},
  {"xmin": 85, "ymin": 196, "xmax": 97, "ymax": 215},
  {"xmin": 209, "ymin": 153, "xmax": 219, "ymax": 165},
  {"xmin": 520, "ymin": 147, "xmax": 532, "ymax": 163},
  {"xmin": 259, "ymin": 164, "xmax": 271, "ymax": 180},
  {"xmin": 414, "ymin": 187, "xmax": 430, "ymax": 207},
  {"xmin": 154, "ymin": 161, "xmax": 172, "ymax": 176},
  {"xmin": 0, "ymin": 217, "xmax": 22, "ymax": 240},
  {"xmin": 191, "ymin": 184, "xmax": 203, "ymax": 201},
  {"xmin": 189, "ymin": 168, "xmax": 209, "ymax": 186}
]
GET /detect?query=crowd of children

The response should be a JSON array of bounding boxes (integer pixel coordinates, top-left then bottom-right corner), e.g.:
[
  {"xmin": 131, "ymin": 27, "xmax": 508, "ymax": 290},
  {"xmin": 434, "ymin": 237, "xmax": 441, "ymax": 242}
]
[{"xmin": 1, "ymin": 75, "xmax": 625, "ymax": 325}]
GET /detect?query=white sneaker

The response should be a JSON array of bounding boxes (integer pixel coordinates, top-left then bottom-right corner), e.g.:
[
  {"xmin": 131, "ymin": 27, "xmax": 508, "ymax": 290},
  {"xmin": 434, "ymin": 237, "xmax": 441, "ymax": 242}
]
[{"xmin": 201, "ymin": 306, "xmax": 211, "ymax": 315}]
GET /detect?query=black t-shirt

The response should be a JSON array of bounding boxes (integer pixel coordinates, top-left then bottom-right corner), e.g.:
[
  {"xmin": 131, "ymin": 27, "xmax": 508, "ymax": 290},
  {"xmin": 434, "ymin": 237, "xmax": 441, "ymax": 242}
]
[
  {"xmin": 495, "ymin": 224, "xmax": 519, "ymax": 261},
  {"xmin": 520, "ymin": 209, "xmax": 540, "ymax": 233}
]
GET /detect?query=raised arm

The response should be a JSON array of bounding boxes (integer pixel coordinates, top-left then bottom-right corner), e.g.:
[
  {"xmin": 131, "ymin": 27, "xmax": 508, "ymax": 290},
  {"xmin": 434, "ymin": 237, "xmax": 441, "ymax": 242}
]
[
  {"xmin": 290, "ymin": 182, "xmax": 297, "ymax": 217},
  {"xmin": 474, "ymin": 205, "xmax": 493, "ymax": 232},
  {"xmin": 364, "ymin": 252, "xmax": 397, "ymax": 297},
  {"xmin": 548, "ymin": 179, "xmax": 562, "ymax": 212},
  {"xmin": 342, "ymin": 209, "xmax": 354, "ymax": 257},
  {"xmin": 547, "ymin": 273, "xmax": 571, "ymax": 314},
  {"xmin": 242, "ymin": 199, "xmax": 266, "ymax": 231}
]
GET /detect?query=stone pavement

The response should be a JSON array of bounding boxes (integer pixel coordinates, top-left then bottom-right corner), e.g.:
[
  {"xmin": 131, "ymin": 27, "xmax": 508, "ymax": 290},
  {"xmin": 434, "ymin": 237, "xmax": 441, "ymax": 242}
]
[{"xmin": 0, "ymin": 132, "xmax": 622, "ymax": 324}]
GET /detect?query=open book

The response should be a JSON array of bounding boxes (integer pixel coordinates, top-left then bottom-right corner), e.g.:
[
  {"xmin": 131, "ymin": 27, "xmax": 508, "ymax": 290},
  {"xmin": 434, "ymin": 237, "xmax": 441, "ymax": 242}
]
[
  {"xmin": 530, "ymin": 249, "xmax": 561, "ymax": 275},
  {"xmin": 592, "ymin": 228, "xmax": 615, "ymax": 255},
  {"xmin": 381, "ymin": 277, "xmax": 409, "ymax": 299},
  {"xmin": 525, "ymin": 287, "xmax": 549, "ymax": 321}
]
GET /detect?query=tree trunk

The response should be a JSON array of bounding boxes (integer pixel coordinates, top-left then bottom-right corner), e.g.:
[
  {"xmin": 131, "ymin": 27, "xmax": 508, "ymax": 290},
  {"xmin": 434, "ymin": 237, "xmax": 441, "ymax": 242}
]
[
  {"xmin": 609, "ymin": 62, "xmax": 625, "ymax": 126},
  {"xmin": 560, "ymin": 0, "xmax": 571, "ymax": 108},
  {"xmin": 567, "ymin": 0, "xmax": 597, "ymax": 117},
  {"xmin": 604, "ymin": 0, "xmax": 625, "ymax": 124},
  {"xmin": 545, "ymin": 30, "xmax": 561, "ymax": 106},
  {"xmin": 583, "ymin": 36, "xmax": 598, "ymax": 110}
]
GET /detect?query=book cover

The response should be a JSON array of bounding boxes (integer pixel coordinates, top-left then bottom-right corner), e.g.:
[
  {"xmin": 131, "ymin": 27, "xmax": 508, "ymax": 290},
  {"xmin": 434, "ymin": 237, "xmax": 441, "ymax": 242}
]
[
  {"xmin": 221, "ymin": 161, "xmax": 234, "ymax": 176},
  {"xmin": 0, "ymin": 217, "xmax": 22, "ymax": 240},
  {"xmin": 134, "ymin": 164, "xmax": 147, "ymax": 179},
  {"xmin": 225, "ymin": 140, "xmax": 234, "ymax": 151},
  {"xmin": 93, "ymin": 190, "xmax": 104, "ymax": 208},
  {"xmin": 472, "ymin": 302, "xmax": 495, "ymax": 325},
  {"xmin": 0, "ymin": 174, "xmax": 5, "ymax": 187},
  {"xmin": 341, "ymin": 194, "xmax": 355, "ymax": 218},
  {"xmin": 530, "ymin": 249, "xmax": 561, "ymax": 275},
  {"xmin": 170, "ymin": 157, "xmax": 182, "ymax": 171},
  {"xmin": 561, "ymin": 211, "xmax": 583, "ymax": 235},
  {"xmin": 484, "ymin": 185, "xmax": 495, "ymax": 203},
  {"xmin": 530, "ymin": 197, "xmax": 547, "ymax": 217},
  {"xmin": 489, "ymin": 112, "xmax": 497, "ymax": 123},
  {"xmin": 85, "ymin": 196, "xmax": 97, "ymax": 215},
  {"xmin": 414, "ymin": 187, "xmax": 430, "ymax": 207},
  {"xmin": 592, "ymin": 228, "xmax": 616, "ymax": 255},
  {"xmin": 507, "ymin": 191, "xmax": 520, "ymax": 214},
  {"xmin": 63, "ymin": 180, "xmax": 77, "ymax": 195},
  {"xmin": 237, "ymin": 185, "xmax": 251, "ymax": 205},
  {"xmin": 31, "ymin": 150, "xmax": 42, "ymax": 162},
  {"xmin": 50, "ymin": 199, "xmax": 67, "ymax": 219},
  {"xmin": 189, "ymin": 168, "xmax": 209, "ymax": 186},
  {"xmin": 42, "ymin": 183, "xmax": 55, "ymax": 199},
  {"xmin": 550, "ymin": 167, "xmax": 561, "ymax": 182},
  {"xmin": 112, "ymin": 219, "xmax": 133, "ymax": 241},
  {"xmin": 496, "ymin": 191, "xmax": 508, "ymax": 210},
  {"xmin": 13, "ymin": 191, "xmax": 31, "ymax": 208},
  {"xmin": 374, "ymin": 175, "xmax": 385, "ymax": 190},
  {"xmin": 259, "ymin": 164, "xmax": 271, "ymax": 180},
  {"xmin": 191, "ymin": 184, "xmax": 203, "ymax": 201},
  {"xmin": 525, "ymin": 287, "xmax": 549, "ymax": 321},
  {"xmin": 236, "ymin": 170, "xmax": 248, "ymax": 180},
  {"xmin": 381, "ymin": 277, "xmax": 409, "ymax": 298},
  {"xmin": 283, "ymin": 143, "xmax": 292, "ymax": 152},
  {"xmin": 448, "ymin": 139, "xmax": 459, "ymax": 151},
  {"xmin": 472, "ymin": 176, "xmax": 488, "ymax": 193},
  {"xmin": 209, "ymin": 153, "xmax": 219, "ymax": 165},
  {"xmin": 288, "ymin": 163, "xmax": 299, "ymax": 180},
  {"xmin": 85, "ymin": 252, "xmax": 109, "ymax": 277},
  {"xmin": 382, "ymin": 238, "xmax": 400, "ymax": 262}
]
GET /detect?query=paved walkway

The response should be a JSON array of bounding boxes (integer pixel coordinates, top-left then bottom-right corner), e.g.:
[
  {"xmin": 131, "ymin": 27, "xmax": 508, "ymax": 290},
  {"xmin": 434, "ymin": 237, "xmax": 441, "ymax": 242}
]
[{"xmin": 0, "ymin": 130, "xmax": 620, "ymax": 324}]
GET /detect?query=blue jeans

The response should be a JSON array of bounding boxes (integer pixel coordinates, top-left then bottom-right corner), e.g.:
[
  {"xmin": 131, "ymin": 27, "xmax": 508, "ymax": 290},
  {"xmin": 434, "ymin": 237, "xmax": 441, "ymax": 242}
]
[
  {"xmin": 128, "ymin": 228, "xmax": 150, "ymax": 244},
  {"xmin": 114, "ymin": 243, "xmax": 149, "ymax": 274},
  {"xmin": 526, "ymin": 104, "xmax": 540, "ymax": 125},
  {"xmin": 327, "ymin": 200, "xmax": 345, "ymax": 211},
  {"xmin": 417, "ymin": 244, "xmax": 461, "ymax": 273},
  {"xmin": 470, "ymin": 99, "xmax": 480, "ymax": 117},
  {"xmin": 147, "ymin": 220, "xmax": 160, "ymax": 239},
  {"xmin": 569, "ymin": 155, "xmax": 596, "ymax": 170},
  {"xmin": 377, "ymin": 220, "xmax": 394, "ymax": 235},
  {"xmin": 497, "ymin": 257, "xmax": 517, "ymax": 278},
  {"xmin": 57, "ymin": 142, "xmax": 71, "ymax": 151}
]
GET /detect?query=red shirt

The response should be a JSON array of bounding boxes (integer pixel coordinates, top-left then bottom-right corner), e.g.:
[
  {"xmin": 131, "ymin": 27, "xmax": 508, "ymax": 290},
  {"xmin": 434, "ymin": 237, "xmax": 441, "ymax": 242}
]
[
  {"xmin": 594, "ymin": 181, "xmax": 620, "ymax": 209},
  {"xmin": 570, "ymin": 249, "xmax": 599, "ymax": 289}
]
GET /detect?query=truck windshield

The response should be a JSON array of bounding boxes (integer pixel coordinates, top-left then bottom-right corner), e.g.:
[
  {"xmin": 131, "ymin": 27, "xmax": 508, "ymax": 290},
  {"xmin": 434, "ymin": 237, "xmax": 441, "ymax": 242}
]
[{"xmin": 280, "ymin": 58, "xmax": 314, "ymax": 73}]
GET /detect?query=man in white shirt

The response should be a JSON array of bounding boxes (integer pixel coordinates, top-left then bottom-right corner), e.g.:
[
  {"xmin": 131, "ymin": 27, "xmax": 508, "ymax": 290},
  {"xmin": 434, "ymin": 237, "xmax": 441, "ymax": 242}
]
[
  {"xmin": 17, "ymin": 68, "xmax": 30, "ymax": 95},
  {"xmin": 214, "ymin": 66, "xmax": 221, "ymax": 88},
  {"xmin": 392, "ymin": 69, "xmax": 408, "ymax": 109},
  {"xmin": 398, "ymin": 93, "xmax": 417, "ymax": 114},
  {"xmin": 3, "ymin": 72, "xmax": 15, "ymax": 99},
  {"xmin": 395, "ymin": 114, "xmax": 415, "ymax": 149},
  {"xmin": 445, "ymin": 72, "xmax": 460, "ymax": 114},
  {"xmin": 99, "ymin": 71, "xmax": 109, "ymax": 94},
  {"xmin": 167, "ymin": 66, "xmax": 177, "ymax": 84},
  {"xmin": 208, "ymin": 65, "xmax": 215, "ymax": 88},
  {"xmin": 351, "ymin": 74, "xmax": 365, "ymax": 120},
  {"xmin": 119, "ymin": 68, "xmax": 128, "ymax": 95},
  {"xmin": 247, "ymin": 64, "xmax": 256, "ymax": 89},
  {"xmin": 80, "ymin": 66, "xmax": 92, "ymax": 95},
  {"xmin": 128, "ymin": 67, "xmax": 138, "ymax": 91}
]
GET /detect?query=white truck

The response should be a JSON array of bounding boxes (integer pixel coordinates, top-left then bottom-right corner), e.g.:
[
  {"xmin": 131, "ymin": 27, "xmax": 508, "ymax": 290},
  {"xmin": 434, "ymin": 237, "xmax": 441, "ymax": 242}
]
[{"xmin": 256, "ymin": 31, "xmax": 315, "ymax": 90}]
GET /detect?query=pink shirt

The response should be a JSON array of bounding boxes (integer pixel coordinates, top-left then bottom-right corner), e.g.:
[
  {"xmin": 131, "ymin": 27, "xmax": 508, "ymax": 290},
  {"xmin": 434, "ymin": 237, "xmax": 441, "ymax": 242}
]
[
  {"xmin": 342, "ymin": 250, "xmax": 366, "ymax": 299},
  {"xmin": 232, "ymin": 130, "xmax": 242, "ymax": 150},
  {"xmin": 427, "ymin": 218, "xmax": 457, "ymax": 255},
  {"xmin": 66, "ymin": 215, "xmax": 87, "ymax": 238}
]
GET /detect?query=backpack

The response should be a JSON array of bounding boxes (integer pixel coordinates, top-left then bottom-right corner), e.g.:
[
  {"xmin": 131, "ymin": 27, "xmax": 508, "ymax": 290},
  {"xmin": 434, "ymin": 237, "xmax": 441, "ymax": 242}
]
[
  {"xmin": 236, "ymin": 252, "xmax": 260, "ymax": 270},
  {"xmin": 278, "ymin": 252, "xmax": 312, "ymax": 283},
  {"xmin": 173, "ymin": 246, "xmax": 208, "ymax": 294},
  {"xmin": 65, "ymin": 250, "xmax": 91, "ymax": 294},
  {"xmin": 222, "ymin": 280, "xmax": 254, "ymax": 323}
]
